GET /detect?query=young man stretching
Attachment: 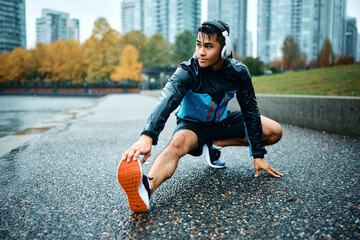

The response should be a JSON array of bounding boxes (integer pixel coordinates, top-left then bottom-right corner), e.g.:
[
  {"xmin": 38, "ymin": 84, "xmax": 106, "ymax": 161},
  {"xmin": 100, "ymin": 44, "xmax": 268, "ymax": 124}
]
[{"xmin": 118, "ymin": 20, "xmax": 283, "ymax": 213}]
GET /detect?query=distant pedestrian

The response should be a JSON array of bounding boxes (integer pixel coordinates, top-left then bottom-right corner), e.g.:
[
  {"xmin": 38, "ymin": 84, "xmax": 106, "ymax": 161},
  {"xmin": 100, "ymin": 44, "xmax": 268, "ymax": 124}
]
[{"xmin": 117, "ymin": 20, "xmax": 283, "ymax": 213}]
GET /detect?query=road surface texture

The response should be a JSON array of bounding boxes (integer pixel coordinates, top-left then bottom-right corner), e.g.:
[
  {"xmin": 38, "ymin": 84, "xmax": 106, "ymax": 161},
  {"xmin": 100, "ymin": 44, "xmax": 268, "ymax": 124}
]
[{"xmin": 1, "ymin": 94, "xmax": 359, "ymax": 239}]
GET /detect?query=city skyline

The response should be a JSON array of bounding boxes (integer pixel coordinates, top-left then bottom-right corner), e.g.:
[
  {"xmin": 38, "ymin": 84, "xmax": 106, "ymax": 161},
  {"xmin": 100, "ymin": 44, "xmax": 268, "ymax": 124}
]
[{"xmin": 25, "ymin": 0, "xmax": 360, "ymax": 58}]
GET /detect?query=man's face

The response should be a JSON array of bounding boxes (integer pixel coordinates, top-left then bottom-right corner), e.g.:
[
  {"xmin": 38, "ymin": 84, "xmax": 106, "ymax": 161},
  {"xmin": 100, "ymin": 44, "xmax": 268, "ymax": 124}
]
[{"xmin": 196, "ymin": 32, "xmax": 224, "ymax": 70}]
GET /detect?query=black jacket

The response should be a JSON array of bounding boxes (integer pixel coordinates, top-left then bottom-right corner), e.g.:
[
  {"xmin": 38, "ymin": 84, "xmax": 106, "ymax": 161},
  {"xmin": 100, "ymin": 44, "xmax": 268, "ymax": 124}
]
[{"xmin": 141, "ymin": 56, "xmax": 267, "ymax": 158}]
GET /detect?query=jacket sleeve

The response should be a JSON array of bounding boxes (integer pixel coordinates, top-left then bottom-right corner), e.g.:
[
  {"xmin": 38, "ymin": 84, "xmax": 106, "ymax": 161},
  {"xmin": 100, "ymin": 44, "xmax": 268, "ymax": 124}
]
[
  {"xmin": 236, "ymin": 70, "xmax": 267, "ymax": 159},
  {"xmin": 141, "ymin": 66, "xmax": 192, "ymax": 145}
]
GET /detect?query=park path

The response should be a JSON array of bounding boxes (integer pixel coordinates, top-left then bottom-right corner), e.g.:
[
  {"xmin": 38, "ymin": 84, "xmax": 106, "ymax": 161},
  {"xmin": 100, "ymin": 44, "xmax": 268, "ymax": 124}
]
[{"xmin": 1, "ymin": 94, "xmax": 359, "ymax": 239}]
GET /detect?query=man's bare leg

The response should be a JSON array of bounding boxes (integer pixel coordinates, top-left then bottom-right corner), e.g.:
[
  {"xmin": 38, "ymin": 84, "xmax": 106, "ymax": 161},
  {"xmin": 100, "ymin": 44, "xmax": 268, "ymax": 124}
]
[
  {"xmin": 213, "ymin": 115, "xmax": 282, "ymax": 147},
  {"xmin": 147, "ymin": 130, "xmax": 198, "ymax": 195}
]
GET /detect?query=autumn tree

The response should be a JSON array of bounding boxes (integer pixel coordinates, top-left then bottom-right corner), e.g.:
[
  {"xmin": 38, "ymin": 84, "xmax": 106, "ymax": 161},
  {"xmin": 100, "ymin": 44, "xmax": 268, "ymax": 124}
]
[
  {"xmin": 111, "ymin": 44, "xmax": 143, "ymax": 82},
  {"xmin": 267, "ymin": 59, "xmax": 282, "ymax": 73},
  {"xmin": 4, "ymin": 47, "xmax": 29, "ymax": 84},
  {"xmin": 83, "ymin": 17, "xmax": 122, "ymax": 84},
  {"xmin": 318, "ymin": 37, "xmax": 335, "ymax": 67},
  {"xmin": 143, "ymin": 33, "xmax": 171, "ymax": 67},
  {"xmin": 120, "ymin": 30, "xmax": 147, "ymax": 62},
  {"xmin": 60, "ymin": 40, "xmax": 87, "ymax": 84},
  {"xmin": 0, "ymin": 51, "xmax": 10, "ymax": 84},
  {"xmin": 24, "ymin": 42, "xmax": 48, "ymax": 83},
  {"xmin": 336, "ymin": 55, "xmax": 355, "ymax": 65},
  {"xmin": 172, "ymin": 30, "xmax": 195, "ymax": 65},
  {"xmin": 282, "ymin": 35, "xmax": 302, "ymax": 70},
  {"xmin": 38, "ymin": 40, "xmax": 64, "ymax": 83}
]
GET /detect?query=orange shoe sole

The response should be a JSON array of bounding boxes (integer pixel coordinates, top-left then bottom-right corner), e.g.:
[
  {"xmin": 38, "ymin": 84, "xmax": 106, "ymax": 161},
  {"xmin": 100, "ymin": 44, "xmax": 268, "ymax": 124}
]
[{"xmin": 117, "ymin": 160, "xmax": 148, "ymax": 213}]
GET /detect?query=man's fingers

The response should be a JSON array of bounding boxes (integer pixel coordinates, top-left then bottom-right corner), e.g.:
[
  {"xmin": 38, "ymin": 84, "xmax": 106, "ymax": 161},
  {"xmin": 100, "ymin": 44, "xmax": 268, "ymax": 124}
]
[
  {"xmin": 254, "ymin": 169, "xmax": 260, "ymax": 178},
  {"xmin": 270, "ymin": 167, "xmax": 284, "ymax": 176},
  {"xmin": 126, "ymin": 149, "xmax": 136, "ymax": 162},
  {"xmin": 133, "ymin": 150, "xmax": 141, "ymax": 161},
  {"xmin": 266, "ymin": 168, "xmax": 280, "ymax": 178},
  {"xmin": 141, "ymin": 152, "xmax": 151, "ymax": 164}
]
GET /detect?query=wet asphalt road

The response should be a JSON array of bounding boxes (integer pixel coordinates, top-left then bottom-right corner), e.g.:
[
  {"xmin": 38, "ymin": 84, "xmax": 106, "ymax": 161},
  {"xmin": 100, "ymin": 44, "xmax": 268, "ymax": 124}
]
[{"xmin": 1, "ymin": 94, "xmax": 359, "ymax": 239}]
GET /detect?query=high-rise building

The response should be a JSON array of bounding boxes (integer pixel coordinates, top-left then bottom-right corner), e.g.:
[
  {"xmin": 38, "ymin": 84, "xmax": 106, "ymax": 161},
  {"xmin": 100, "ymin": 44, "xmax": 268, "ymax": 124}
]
[
  {"xmin": 207, "ymin": 0, "xmax": 247, "ymax": 58},
  {"xmin": 121, "ymin": 0, "xmax": 201, "ymax": 43},
  {"xmin": 0, "ymin": 0, "xmax": 26, "ymax": 52},
  {"xmin": 36, "ymin": 9, "xmax": 79, "ymax": 44},
  {"xmin": 257, "ymin": 0, "xmax": 347, "ymax": 64},
  {"xmin": 121, "ymin": 0, "xmax": 135, "ymax": 34},
  {"xmin": 330, "ymin": 0, "xmax": 346, "ymax": 56},
  {"xmin": 345, "ymin": 17, "xmax": 358, "ymax": 61},
  {"xmin": 246, "ymin": 31, "xmax": 253, "ymax": 57},
  {"xmin": 257, "ymin": 0, "xmax": 271, "ymax": 63}
]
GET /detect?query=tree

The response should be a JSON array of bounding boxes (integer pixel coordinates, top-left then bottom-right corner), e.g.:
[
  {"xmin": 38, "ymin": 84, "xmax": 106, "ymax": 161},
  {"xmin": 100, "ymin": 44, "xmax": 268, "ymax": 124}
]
[
  {"xmin": 59, "ymin": 40, "xmax": 87, "ymax": 84},
  {"xmin": 172, "ymin": 30, "xmax": 195, "ymax": 65},
  {"xmin": 335, "ymin": 55, "xmax": 354, "ymax": 66},
  {"xmin": 38, "ymin": 40, "xmax": 65, "ymax": 83},
  {"xmin": 241, "ymin": 57, "xmax": 264, "ymax": 76},
  {"xmin": 27, "ymin": 42, "xmax": 48, "ymax": 83},
  {"xmin": 82, "ymin": 17, "xmax": 122, "ymax": 84},
  {"xmin": 268, "ymin": 59, "xmax": 283, "ymax": 73},
  {"xmin": 120, "ymin": 30, "xmax": 147, "ymax": 62},
  {"xmin": 282, "ymin": 35, "xmax": 302, "ymax": 70},
  {"xmin": 110, "ymin": 44, "xmax": 143, "ymax": 82},
  {"xmin": 143, "ymin": 33, "xmax": 171, "ymax": 67},
  {"xmin": 4, "ymin": 47, "xmax": 29, "ymax": 84},
  {"xmin": 318, "ymin": 37, "xmax": 335, "ymax": 67},
  {"xmin": 0, "ymin": 51, "xmax": 10, "ymax": 84}
]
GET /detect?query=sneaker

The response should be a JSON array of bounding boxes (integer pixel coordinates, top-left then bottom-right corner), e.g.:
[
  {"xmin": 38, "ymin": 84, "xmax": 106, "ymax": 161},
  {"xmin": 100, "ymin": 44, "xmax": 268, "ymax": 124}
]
[
  {"xmin": 203, "ymin": 144, "xmax": 226, "ymax": 168},
  {"xmin": 117, "ymin": 158, "xmax": 151, "ymax": 213}
]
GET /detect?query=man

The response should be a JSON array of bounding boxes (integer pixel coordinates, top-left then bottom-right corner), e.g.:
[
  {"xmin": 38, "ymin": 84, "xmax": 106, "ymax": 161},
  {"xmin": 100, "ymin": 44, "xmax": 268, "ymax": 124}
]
[{"xmin": 118, "ymin": 20, "xmax": 283, "ymax": 213}]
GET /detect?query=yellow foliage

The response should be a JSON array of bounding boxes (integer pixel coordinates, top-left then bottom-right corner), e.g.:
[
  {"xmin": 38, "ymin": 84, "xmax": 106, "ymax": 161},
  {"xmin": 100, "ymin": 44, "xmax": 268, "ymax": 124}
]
[
  {"xmin": 0, "ymin": 51, "xmax": 10, "ymax": 83},
  {"xmin": 4, "ymin": 48, "xmax": 29, "ymax": 83},
  {"xmin": 38, "ymin": 39, "xmax": 86, "ymax": 83},
  {"xmin": 83, "ymin": 17, "xmax": 122, "ymax": 83},
  {"xmin": 111, "ymin": 44, "xmax": 143, "ymax": 82}
]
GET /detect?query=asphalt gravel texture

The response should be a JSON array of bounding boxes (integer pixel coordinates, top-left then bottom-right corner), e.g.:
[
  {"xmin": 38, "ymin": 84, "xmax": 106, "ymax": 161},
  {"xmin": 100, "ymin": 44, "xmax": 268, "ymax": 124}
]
[{"xmin": 1, "ymin": 94, "xmax": 359, "ymax": 239}]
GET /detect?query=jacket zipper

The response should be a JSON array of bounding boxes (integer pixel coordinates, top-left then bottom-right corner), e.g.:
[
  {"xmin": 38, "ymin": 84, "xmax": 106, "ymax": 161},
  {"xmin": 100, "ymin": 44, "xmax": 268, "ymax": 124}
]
[
  {"xmin": 217, "ymin": 97, "xmax": 225, "ymax": 119},
  {"xmin": 207, "ymin": 99, "xmax": 214, "ymax": 120}
]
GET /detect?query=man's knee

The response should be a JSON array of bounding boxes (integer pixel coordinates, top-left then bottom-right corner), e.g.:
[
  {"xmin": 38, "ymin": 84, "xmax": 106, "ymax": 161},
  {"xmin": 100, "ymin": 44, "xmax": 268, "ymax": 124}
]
[
  {"xmin": 261, "ymin": 116, "xmax": 282, "ymax": 144},
  {"xmin": 168, "ymin": 130, "xmax": 198, "ymax": 155},
  {"xmin": 272, "ymin": 121, "xmax": 282, "ymax": 142}
]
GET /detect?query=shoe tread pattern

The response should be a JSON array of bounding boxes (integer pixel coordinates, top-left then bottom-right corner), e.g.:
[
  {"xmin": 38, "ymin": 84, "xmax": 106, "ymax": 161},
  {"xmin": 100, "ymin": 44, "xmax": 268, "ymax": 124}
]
[{"xmin": 117, "ymin": 160, "xmax": 147, "ymax": 213}]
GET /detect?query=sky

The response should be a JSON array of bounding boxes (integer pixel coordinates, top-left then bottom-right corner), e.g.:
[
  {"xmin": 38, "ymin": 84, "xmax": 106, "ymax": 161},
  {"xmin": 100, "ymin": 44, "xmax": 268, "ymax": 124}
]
[{"xmin": 26, "ymin": 0, "xmax": 360, "ymax": 56}]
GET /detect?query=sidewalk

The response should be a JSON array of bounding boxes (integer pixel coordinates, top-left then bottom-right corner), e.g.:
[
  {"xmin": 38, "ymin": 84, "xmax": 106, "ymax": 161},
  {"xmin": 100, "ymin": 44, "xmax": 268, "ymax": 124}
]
[{"xmin": 1, "ymin": 94, "xmax": 359, "ymax": 239}]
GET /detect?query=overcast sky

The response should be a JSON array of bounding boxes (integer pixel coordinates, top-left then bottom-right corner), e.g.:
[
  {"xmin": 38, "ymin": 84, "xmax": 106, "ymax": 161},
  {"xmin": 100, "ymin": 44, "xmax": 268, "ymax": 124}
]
[{"xmin": 26, "ymin": 0, "xmax": 360, "ymax": 56}]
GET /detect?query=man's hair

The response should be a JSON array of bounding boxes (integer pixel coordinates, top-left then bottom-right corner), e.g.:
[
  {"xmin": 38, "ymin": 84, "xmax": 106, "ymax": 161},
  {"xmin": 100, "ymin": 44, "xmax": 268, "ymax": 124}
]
[{"xmin": 196, "ymin": 20, "xmax": 230, "ymax": 46}]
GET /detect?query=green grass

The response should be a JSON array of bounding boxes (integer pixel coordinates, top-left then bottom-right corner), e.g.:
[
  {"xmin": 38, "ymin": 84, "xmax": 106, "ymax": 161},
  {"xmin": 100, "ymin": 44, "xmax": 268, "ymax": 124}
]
[{"xmin": 252, "ymin": 64, "xmax": 360, "ymax": 96}]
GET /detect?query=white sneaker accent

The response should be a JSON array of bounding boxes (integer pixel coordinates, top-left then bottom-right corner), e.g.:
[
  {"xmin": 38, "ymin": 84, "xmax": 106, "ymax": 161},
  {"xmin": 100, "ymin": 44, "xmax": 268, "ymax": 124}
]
[{"xmin": 203, "ymin": 144, "xmax": 226, "ymax": 169}]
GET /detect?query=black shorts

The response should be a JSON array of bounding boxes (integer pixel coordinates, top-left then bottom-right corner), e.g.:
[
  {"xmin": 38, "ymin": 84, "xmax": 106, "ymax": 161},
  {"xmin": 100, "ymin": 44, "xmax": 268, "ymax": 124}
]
[{"xmin": 173, "ymin": 111, "xmax": 246, "ymax": 156}]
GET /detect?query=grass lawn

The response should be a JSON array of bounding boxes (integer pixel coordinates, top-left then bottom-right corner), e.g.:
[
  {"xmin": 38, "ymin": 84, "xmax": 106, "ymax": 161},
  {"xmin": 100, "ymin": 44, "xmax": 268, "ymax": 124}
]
[{"xmin": 252, "ymin": 64, "xmax": 360, "ymax": 96}]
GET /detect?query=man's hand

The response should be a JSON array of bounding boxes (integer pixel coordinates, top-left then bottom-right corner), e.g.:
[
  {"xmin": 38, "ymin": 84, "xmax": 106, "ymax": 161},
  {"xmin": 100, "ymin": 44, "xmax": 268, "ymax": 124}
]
[
  {"xmin": 254, "ymin": 158, "xmax": 283, "ymax": 178},
  {"xmin": 122, "ymin": 135, "xmax": 153, "ymax": 164}
]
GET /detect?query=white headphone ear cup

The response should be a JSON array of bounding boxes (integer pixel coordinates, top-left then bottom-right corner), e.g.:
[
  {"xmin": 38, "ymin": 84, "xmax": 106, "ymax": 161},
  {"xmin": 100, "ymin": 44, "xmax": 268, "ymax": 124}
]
[{"xmin": 221, "ymin": 35, "xmax": 232, "ymax": 59}]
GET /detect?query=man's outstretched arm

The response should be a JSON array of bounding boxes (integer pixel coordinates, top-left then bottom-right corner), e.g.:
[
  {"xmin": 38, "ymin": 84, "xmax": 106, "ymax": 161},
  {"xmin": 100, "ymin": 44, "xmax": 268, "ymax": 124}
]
[{"xmin": 122, "ymin": 64, "xmax": 192, "ymax": 163}]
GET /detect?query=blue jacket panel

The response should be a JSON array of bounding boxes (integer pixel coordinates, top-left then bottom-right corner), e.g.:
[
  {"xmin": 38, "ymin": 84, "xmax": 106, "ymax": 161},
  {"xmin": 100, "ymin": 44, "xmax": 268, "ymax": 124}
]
[{"xmin": 177, "ymin": 89, "xmax": 237, "ymax": 123}]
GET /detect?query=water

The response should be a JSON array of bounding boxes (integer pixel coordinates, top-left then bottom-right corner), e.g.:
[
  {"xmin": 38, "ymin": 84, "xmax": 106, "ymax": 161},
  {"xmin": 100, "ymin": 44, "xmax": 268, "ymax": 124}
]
[{"xmin": 0, "ymin": 96, "xmax": 98, "ymax": 138}]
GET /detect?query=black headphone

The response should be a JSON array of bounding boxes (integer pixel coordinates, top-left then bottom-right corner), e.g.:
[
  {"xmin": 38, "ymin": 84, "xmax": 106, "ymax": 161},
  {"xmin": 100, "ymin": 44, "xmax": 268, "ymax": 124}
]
[{"xmin": 201, "ymin": 20, "xmax": 233, "ymax": 59}]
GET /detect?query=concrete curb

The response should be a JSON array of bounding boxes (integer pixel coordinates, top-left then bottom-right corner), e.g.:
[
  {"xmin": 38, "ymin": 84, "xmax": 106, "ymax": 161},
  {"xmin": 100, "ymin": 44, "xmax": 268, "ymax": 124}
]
[{"xmin": 229, "ymin": 94, "xmax": 360, "ymax": 137}]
